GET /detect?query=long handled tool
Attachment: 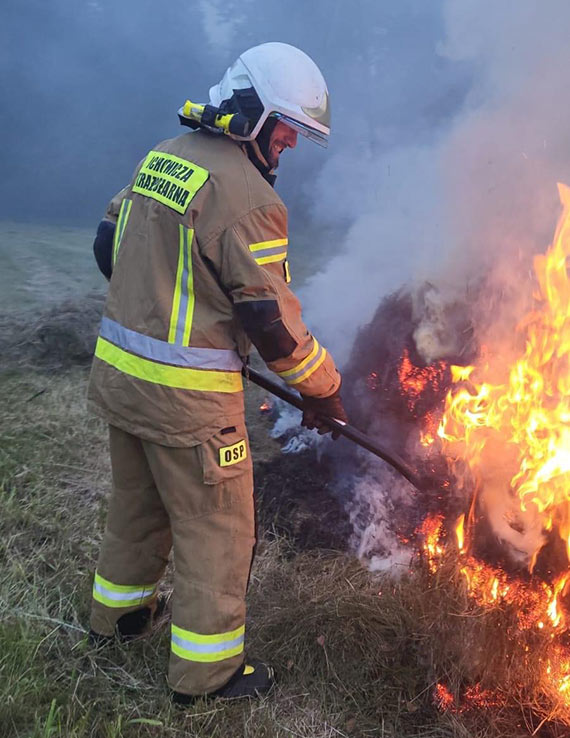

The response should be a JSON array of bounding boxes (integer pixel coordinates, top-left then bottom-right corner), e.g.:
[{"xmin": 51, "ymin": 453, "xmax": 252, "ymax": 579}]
[{"xmin": 244, "ymin": 366, "xmax": 423, "ymax": 492}]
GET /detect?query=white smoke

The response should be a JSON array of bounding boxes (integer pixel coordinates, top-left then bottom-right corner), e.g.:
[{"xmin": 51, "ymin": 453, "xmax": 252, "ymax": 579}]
[
  {"xmin": 302, "ymin": 0, "xmax": 570, "ymax": 366},
  {"xmin": 347, "ymin": 465, "xmax": 414, "ymax": 575},
  {"xmin": 297, "ymin": 1, "xmax": 570, "ymax": 569}
]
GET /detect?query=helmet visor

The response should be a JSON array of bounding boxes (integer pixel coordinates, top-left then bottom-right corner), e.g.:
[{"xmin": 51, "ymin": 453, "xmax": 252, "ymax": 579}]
[{"xmin": 272, "ymin": 113, "xmax": 329, "ymax": 148}]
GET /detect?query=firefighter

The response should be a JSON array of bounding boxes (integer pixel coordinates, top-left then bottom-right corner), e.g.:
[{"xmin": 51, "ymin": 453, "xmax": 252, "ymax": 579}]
[{"xmin": 88, "ymin": 42, "xmax": 347, "ymax": 701}]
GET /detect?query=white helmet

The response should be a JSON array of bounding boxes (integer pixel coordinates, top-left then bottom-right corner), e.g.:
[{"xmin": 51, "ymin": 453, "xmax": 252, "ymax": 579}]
[{"xmin": 209, "ymin": 42, "xmax": 330, "ymax": 147}]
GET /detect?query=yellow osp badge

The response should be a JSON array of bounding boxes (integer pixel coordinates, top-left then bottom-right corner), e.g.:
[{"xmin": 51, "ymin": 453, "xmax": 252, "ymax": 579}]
[{"xmin": 219, "ymin": 439, "xmax": 248, "ymax": 467}]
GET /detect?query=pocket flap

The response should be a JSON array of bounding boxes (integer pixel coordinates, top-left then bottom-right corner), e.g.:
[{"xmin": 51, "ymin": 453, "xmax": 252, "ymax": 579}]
[{"xmin": 200, "ymin": 422, "xmax": 252, "ymax": 485}]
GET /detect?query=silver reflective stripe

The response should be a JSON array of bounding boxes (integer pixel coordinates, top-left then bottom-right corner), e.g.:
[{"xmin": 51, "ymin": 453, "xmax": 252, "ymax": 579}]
[
  {"xmin": 252, "ymin": 245, "xmax": 287, "ymax": 261},
  {"xmin": 283, "ymin": 343, "xmax": 325, "ymax": 383},
  {"xmin": 171, "ymin": 632, "xmax": 244, "ymax": 654},
  {"xmin": 100, "ymin": 317, "xmax": 242, "ymax": 371},
  {"xmin": 93, "ymin": 580, "xmax": 155, "ymax": 602}
]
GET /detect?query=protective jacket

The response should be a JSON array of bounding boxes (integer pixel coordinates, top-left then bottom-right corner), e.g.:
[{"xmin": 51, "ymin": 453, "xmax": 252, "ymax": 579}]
[{"xmin": 88, "ymin": 130, "xmax": 339, "ymax": 446}]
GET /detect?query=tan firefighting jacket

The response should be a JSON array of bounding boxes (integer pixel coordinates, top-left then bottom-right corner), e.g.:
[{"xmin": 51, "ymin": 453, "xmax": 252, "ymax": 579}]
[{"xmin": 88, "ymin": 130, "xmax": 340, "ymax": 446}]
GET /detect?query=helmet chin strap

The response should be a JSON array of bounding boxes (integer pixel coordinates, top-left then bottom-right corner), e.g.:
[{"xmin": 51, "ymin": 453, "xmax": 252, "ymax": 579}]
[{"xmin": 243, "ymin": 117, "xmax": 279, "ymax": 187}]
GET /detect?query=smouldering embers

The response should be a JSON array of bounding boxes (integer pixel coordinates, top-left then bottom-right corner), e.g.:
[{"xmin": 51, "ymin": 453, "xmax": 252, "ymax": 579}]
[
  {"xmin": 405, "ymin": 183, "xmax": 570, "ymax": 710},
  {"xmin": 419, "ymin": 512, "xmax": 570, "ymax": 708}
]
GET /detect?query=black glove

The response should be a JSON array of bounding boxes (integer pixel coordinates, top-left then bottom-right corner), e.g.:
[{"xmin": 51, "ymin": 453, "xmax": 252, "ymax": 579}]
[
  {"xmin": 301, "ymin": 388, "xmax": 348, "ymax": 440},
  {"xmin": 93, "ymin": 219, "xmax": 116, "ymax": 281}
]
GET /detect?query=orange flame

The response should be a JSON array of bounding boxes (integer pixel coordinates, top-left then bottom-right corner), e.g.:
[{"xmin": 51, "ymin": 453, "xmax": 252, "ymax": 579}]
[
  {"xmin": 417, "ymin": 514, "xmax": 445, "ymax": 573},
  {"xmin": 409, "ymin": 183, "xmax": 570, "ymax": 717},
  {"xmin": 398, "ymin": 349, "xmax": 448, "ymax": 414},
  {"xmin": 439, "ymin": 182, "xmax": 570, "ymax": 570},
  {"xmin": 455, "ymin": 514, "xmax": 466, "ymax": 553},
  {"xmin": 434, "ymin": 683, "xmax": 455, "ymax": 711}
]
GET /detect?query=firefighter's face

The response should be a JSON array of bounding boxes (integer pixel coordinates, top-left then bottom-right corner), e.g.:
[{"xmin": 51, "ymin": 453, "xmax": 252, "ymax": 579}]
[{"xmin": 267, "ymin": 121, "xmax": 298, "ymax": 168}]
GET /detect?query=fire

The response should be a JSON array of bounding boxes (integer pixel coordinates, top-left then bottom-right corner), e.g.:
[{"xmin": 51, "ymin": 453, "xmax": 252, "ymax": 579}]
[
  {"xmin": 398, "ymin": 349, "xmax": 448, "ymax": 415},
  {"xmin": 455, "ymin": 514, "xmax": 466, "ymax": 553},
  {"xmin": 434, "ymin": 682, "xmax": 455, "ymax": 711},
  {"xmin": 402, "ymin": 184, "xmax": 570, "ymax": 718},
  {"xmin": 416, "ymin": 514, "xmax": 445, "ymax": 573},
  {"xmin": 433, "ymin": 682, "xmax": 506, "ymax": 713},
  {"xmin": 438, "ymin": 182, "xmax": 570, "ymax": 570},
  {"xmin": 456, "ymin": 556, "xmax": 568, "ymax": 632}
]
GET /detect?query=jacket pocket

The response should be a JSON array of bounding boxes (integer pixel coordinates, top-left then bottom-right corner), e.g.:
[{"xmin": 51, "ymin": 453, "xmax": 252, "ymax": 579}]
[{"xmin": 199, "ymin": 421, "xmax": 252, "ymax": 485}]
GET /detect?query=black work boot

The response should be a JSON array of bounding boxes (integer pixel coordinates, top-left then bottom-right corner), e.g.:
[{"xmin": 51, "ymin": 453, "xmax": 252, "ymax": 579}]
[
  {"xmin": 172, "ymin": 659, "xmax": 275, "ymax": 704},
  {"xmin": 88, "ymin": 595, "xmax": 168, "ymax": 646}
]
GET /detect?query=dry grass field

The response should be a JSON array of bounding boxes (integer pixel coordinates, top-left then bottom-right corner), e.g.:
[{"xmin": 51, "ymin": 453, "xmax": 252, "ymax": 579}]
[{"xmin": 1, "ymin": 286, "xmax": 569, "ymax": 737}]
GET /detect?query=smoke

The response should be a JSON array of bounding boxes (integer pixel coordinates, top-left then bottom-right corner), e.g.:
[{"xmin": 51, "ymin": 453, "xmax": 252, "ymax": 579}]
[
  {"xmin": 301, "ymin": 0, "xmax": 570, "ymax": 366},
  {"xmin": 0, "ymin": 1, "xmax": 467, "ymax": 226},
  {"xmin": 290, "ymin": 1, "xmax": 570, "ymax": 572},
  {"xmin": 346, "ymin": 465, "xmax": 414, "ymax": 575}
]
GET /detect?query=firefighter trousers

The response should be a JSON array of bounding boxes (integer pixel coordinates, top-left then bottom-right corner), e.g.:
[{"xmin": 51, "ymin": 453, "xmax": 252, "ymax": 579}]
[{"xmin": 90, "ymin": 422, "xmax": 255, "ymax": 695}]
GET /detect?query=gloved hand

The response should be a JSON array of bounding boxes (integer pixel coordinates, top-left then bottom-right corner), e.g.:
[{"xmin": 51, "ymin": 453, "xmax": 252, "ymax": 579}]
[{"xmin": 301, "ymin": 388, "xmax": 348, "ymax": 440}]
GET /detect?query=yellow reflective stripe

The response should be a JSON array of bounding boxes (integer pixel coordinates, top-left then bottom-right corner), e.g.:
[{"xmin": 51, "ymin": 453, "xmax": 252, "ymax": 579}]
[
  {"xmin": 171, "ymin": 624, "xmax": 245, "ymax": 663},
  {"xmin": 288, "ymin": 347, "xmax": 327, "ymax": 385},
  {"xmin": 284, "ymin": 260, "xmax": 291, "ymax": 283},
  {"xmin": 168, "ymin": 227, "xmax": 185, "ymax": 343},
  {"xmin": 169, "ymin": 226, "xmax": 195, "ymax": 345},
  {"xmin": 95, "ymin": 572, "xmax": 155, "ymax": 593},
  {"xmin": 112, "ymin": 199, "xmax": 132, "ymax": 266},
  {"xmin": 93, "ymin": 591, "xmax": 155, "ymax": 608},
  {"xmin": 278, "ymin": 339, "xmax": 320, "ymax": 379},
  {"xmin": 92, "ymin": 571, "xmax": 157, "ymax": 609},
  {"xmin": 277, "ymin": 340, "xmax": 328, "ymax": 386},
  {"xmin": 172, "ymin": 624, "xmax": 244, "ymax": 645},
  {"xmin": 171, "ymin": 641, "xmax": 244, "ymax": 663},
  {"xmin": 254, "ymin": 252, "xmax": 287, "ymax": 265},
  {"xmin": 95, "ymin": 337, "xmax": 243, "ymax": 393},
  {"xmin": 181, "ymin": 228, "xmax": 195, "ymax": 345},
  {"xmin": 248, "ymin": 238, "xmax": 288, "ymax": 252},
  {"xmin": 112, "ymin": 219, "xmax": 120, "ymax": 262}
]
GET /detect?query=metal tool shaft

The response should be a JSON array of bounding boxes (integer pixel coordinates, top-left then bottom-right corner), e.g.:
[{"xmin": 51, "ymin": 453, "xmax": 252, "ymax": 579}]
[{"xmin": 244, "ymin": 366, "xmax": 423, "ymax": 492}]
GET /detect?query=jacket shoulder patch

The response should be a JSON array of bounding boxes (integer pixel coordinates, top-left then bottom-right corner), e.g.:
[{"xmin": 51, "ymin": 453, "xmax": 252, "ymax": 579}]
[{"xmin": 132, "ymin": 150, "xmax": 209, "ymax": 214}]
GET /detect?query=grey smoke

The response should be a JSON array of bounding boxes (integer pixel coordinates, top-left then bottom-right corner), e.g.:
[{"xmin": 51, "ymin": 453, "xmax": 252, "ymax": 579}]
[
  {"xmin": 0, "ymin": 1, "xmax": 468, "ymax": 226},
  {"xmin": 297, "ymin": 1, "xmax": 570, "ymax": 570},
  {"xmin": 302, "ymin": 0, "xmax": 570, "ymax": 366}
]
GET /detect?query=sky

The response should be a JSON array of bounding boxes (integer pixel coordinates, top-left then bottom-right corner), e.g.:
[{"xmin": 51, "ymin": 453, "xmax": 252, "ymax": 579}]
[
  {"xmin": 3, "ymin": 0, "xmax": 569, "ymax": 369},
  {"xmin": 0, "ymin": 0, "xmax": 468, "ymax": 224}
]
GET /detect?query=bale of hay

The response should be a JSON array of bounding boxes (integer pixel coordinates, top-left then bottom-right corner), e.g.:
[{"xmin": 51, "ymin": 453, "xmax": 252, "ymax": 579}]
[{"xmin": 0, "ymin": 293, "xmax": 104, "ymax": 371}]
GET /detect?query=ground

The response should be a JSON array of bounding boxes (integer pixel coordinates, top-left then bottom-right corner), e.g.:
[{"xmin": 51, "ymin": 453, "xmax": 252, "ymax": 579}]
[{"xmin": 1, "ymin": 367, "xmax": 568, "ymax": 736}]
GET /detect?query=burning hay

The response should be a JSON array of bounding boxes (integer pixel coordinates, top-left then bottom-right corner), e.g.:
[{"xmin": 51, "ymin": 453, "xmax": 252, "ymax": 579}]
[
  {"xmin": 320, "ymin": 182, "xmax": 570, "ymax": 729},
  {"xmin": 419, "ymin": 183, "xmax": 570, "ymax": 719}
]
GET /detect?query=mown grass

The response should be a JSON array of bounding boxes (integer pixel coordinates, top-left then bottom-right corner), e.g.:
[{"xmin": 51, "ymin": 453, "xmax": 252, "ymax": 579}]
[{"xmin": 1, "ymin": 369, "xmax": 569, "ymax": 737}]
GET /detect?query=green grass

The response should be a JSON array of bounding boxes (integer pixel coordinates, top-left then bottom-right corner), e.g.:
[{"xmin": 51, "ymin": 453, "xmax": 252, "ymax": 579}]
[{"xmin": 1, "ymin": 369, "xmax": 569, "ymax": 737}]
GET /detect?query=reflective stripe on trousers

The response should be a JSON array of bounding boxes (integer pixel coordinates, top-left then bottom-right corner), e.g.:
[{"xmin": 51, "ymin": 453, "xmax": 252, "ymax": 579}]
[
  {"xmin": 171, "ymin": 624, "xmax": 245, "ymax": 663},
  {"xmin": 92, "ymin": 570, "xmax": 157, "ymax": 608}
]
